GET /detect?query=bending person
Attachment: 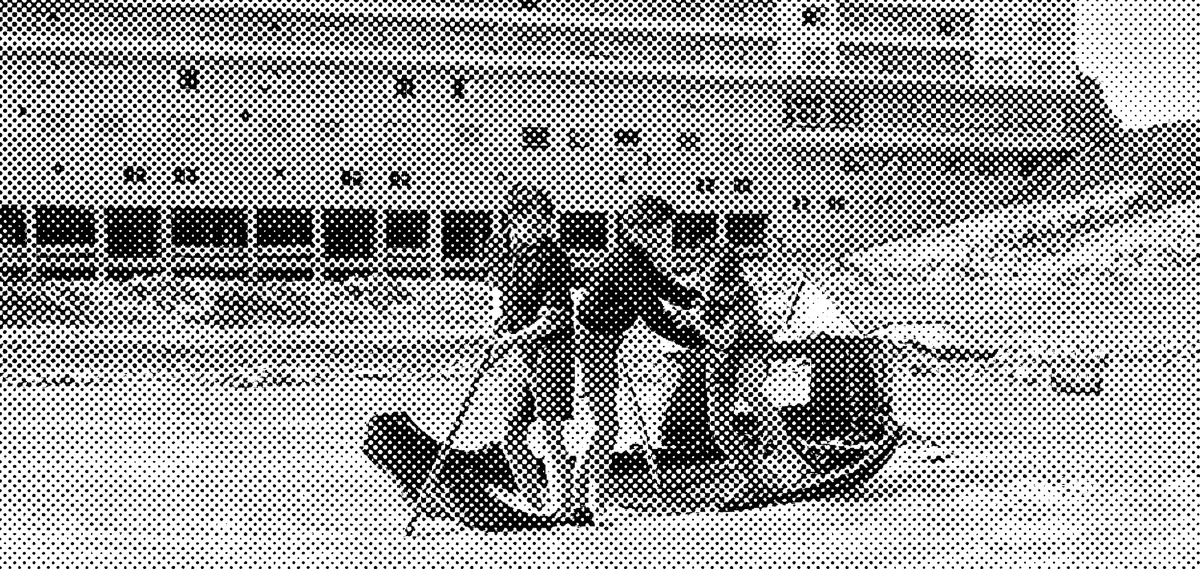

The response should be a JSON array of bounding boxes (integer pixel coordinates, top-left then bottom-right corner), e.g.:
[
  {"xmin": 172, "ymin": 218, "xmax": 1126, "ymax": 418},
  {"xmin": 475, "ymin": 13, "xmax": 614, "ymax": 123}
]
[
  {"xmin": 571, "ymin": 194, "xmax": 709, "ymax": 526},
  {"xmin": 693, "ymin": 243, "xmax": 807, "ymax": 504}
]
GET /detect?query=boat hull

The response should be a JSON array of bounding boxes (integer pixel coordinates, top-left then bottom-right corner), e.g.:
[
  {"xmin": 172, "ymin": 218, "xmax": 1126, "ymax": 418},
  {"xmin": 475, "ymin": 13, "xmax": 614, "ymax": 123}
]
[{"xmin": 363, "ymin": 405, "xmax": 901, "ymax": 532}]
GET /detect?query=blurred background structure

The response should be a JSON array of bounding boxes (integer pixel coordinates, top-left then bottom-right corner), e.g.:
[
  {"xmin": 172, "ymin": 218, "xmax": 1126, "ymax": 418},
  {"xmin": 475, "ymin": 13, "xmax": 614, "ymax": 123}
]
[{"xmin": 0, "ymin": 0, "xmax": 1083, "ymax": 282}]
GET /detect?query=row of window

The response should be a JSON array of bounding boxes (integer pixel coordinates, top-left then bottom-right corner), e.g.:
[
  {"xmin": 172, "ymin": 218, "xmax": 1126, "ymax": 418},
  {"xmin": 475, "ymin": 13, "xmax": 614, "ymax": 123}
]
[
  {"xmin": 27, "ymin": 91, "xmax": 1069, "ymax": 160},
  {"xmin": 22, "ymin": 14, "xmax": 775, "ymax": 73},
  {"xmin": 786, "ymin": 92, "xmax": 1054, "ymax": 131},
  {"xmin": 785, "ymin": 45, "xmax": 1066, "ymax": 88},
  {"xmin": 35, "ymin": 0, "xmax": 1004, "ymax": 43},
  {"xmin": 15, "ymin": 1, "xmax": 776, "ymax": 44},
  {"xmin": 0, "ymin": 265, "xmax": 459, "ymax": 283},
  {"xmin": 838, "ymin": 43, "xmax": 975, "ymax": 78},
  {"xmin": 838, "ymin": 3, "xmax": 975, "ymax": 38},
  {"xmin": 825, "ymin": 148, "xmax": 1077, "ymax": 176},
  {"xmin": 0, "ymin": 207, "xmax": 768, "ymax": 259}
]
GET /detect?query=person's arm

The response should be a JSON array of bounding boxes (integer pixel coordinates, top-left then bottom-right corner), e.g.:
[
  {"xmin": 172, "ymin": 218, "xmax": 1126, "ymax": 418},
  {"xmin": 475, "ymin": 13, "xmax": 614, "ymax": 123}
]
[
  {"xmin": 525, "ymin": 248, "xmax": 575, "ymax": 342},
  {"xmin": 642, "ymin": 299, "xmax": 710, "ymax": 351},
  {"xmin": 632, "ymin": 246, "xmax": 702, "ymax": 309},
  {"xmin": 502, "ymin": 307, "xmax": 568, "ymax": 342},
  {"xmin": 490, "ymin": 306, "xmax": 568, "ymax": 365},
  {"xmin": 496, "ymin": 245, "xmax": 573, "ymax": 348},
  {"xmin": 479, "ymin": 234, "xmax": 509, "ymax": 290}
]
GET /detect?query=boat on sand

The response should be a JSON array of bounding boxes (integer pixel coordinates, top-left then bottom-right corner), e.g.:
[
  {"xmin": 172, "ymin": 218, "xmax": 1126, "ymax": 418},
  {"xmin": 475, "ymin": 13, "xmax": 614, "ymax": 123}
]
[{"xmin": 363, "ymin": 334, "xmax": 902, "ymax": 533}]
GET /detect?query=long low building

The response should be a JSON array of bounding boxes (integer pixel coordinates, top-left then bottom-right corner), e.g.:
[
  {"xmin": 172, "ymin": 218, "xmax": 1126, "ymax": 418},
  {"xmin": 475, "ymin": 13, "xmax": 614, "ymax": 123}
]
[{"xmin": 0, "ymin": 0, "xmax": 1079, "ymax": 282}]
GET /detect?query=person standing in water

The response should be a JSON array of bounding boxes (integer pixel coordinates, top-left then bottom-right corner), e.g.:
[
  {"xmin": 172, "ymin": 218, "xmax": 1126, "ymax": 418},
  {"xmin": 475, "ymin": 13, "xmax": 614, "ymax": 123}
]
[
  {"xmin": 482, "ymin": 184, "xmax": 576, "ymax": 518},
  {"xmin": 570, "ymin": 194, "xmax": 710, "ymax": 526}
]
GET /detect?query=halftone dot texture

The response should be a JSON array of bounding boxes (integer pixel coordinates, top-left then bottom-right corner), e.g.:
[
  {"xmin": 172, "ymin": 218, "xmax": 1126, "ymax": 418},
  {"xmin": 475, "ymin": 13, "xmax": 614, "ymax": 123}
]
[{"xmin": 2, "ymin": 1, "xmax": 1197, "ymax": 567}]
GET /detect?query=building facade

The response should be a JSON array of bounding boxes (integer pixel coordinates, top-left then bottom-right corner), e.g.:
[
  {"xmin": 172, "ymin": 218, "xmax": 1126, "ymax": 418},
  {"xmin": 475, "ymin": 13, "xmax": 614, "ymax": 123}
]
[{"xmin": 0, "ymin": 1, "xmax": 1077, "ymax": 281}]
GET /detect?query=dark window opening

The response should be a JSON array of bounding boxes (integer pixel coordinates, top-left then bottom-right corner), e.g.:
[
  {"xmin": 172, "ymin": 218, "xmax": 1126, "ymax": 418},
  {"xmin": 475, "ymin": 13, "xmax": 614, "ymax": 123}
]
[
  {"xmin": 974, "ymin": 151, "xmax": 1004, "ymax": 176},
  {"xmin": 559, "ymin": 211, "xmax": 608, "ymax": 251},
  {"xmin": 395, "ymin": 76, "xmax": 416, "ymax": 98},
  {"xmin": 801, "ymin": 5, "xmax": 826, "ymax": 26},
  {"xmin": 106, "ymin": 207, "xmax": 161, "ymax": 259},
  {"xmin": 522, "ymin": 126, "xmax": 551, "ymax": 149},
  {"xmin": 829, "ymin": 93, "xmax": 864, "ymax": 128},
  {"xmin": 615, "ymin": 129, "xmax": 642, "ymax": 146},
  {"xmin": 35, "ymin": 206, "xmax": 96, "ymax": 246},
  {"xmin": 322, "ymin": 268, "xmax": 376, "ymax": 282},
  {"xmin": 937, "ymin": 8, "xmax": 975, "ymax": 37},
  {"xmin": 259, "ymin": 267, "xmax": 314, "ymax": 282},
  {"xmin": 385, "ymin": 210, "xmax": 431, "ymax": 250},
  {"xmin": 389, "ymin": 267, "xmax": 433, "ymax": 280},
  {"xmin": 107, "ymin": 266, "xmax": 163, "ymax": 282},
  {"xmin": 838, "ymin": 42, "xmax": 971, "ymax": 78},
  {"xmin": 257, "ymin": 208, "xmax": 315, "ymax": 247},
  {"xmin": 40, "ymin": 266, "xmax": 97, "ymax": 281},
  {"xmin": 173, "ymin": 266, "xmax": 249, "ymax": 280},
  {"xmin": 677, "ymin": 131, "xmax": 701, "ymax": 150},
  {"xmin": 1018, "ymin": 152, "xmax": 1043, "ymax": 178},
  {"xmin": 0, "ymin": 206, "xmax": 27, "ymax": 246},
  {"xmin": 727, "ymin": 214, "xmax": 768, "ymax": 247},
  {"xmin": 673, "ymin": 213, "xmax": 718, "ymax": 250},
  {"xmin": 322, "ymin": 208, "xmax": 377, "ymax": 260},
  {"xmin": 838, "ymin": 3, "xmax": 974, "ymax": 37},
  {"xmin": 785, "ymin": 95, "xmax": 825, "ymax": 128},
  {"xmin": 942, "ymin": 149, "xmax": 965, "ymax": 173},
  {"xmin": 733, "ymin": 177, "xmax": 754, "ymax": 194},
  {"xmin": 443, "ymin": 266, "xmax": 490, "ymax": 281},
  {"xmin": 171, "ymin": 207, "xmax": 248, "ymax": 248},
  {"xmin": 0, "ymin": 266, "xmax": 28, "ymax": 282},
  {"xmin": 442, "ymin": 211, "xmax": 493, "ymax": 260}
]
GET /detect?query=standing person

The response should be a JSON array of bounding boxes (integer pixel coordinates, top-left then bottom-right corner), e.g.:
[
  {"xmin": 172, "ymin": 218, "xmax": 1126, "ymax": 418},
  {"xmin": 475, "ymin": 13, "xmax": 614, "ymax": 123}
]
[
  {"xmin": 694, "ymin": 243, "xmax": 807, "ymax": 505},
  {"xmin": 482, "ymin": 184, "xmax": 576, "ymax": 517},
  {"xmin": 570, "ymin": 194, "xmax": 709, "ymax": 525}
]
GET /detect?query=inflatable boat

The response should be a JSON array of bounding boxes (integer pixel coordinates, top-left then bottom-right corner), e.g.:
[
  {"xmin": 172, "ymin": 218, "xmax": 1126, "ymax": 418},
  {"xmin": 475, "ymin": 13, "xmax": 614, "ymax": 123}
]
[{"xmin": 363, "ymin": 334, "xmax": 902, "ymax": 533}]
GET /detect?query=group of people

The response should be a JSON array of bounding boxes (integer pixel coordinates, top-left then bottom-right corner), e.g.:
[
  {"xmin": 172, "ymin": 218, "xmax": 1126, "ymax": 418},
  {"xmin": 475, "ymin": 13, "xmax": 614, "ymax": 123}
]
[{"xmin": 479, "ymin": 184, "xmax": 804, "ymax": 527}]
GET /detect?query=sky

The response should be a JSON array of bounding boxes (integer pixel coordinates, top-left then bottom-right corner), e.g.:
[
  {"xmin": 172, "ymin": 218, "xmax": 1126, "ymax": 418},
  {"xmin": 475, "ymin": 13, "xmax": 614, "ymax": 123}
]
[{"xmin": 1077, "ymin": 0, "xmax": 1200, "ymax": 129}]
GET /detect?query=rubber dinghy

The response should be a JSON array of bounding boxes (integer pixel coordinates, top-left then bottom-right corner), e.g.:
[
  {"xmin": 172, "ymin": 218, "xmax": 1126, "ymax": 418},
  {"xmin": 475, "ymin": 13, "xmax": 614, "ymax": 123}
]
[{"xmin": 363, "ymin": 334, "xmax": 902, "ymax": 533}]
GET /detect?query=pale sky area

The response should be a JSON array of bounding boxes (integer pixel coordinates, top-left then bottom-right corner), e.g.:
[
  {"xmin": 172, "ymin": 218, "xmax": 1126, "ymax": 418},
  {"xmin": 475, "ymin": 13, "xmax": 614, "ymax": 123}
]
[{"xmin": 1076, "ymin": 0, "xmax": 1200, "ymax": 129}]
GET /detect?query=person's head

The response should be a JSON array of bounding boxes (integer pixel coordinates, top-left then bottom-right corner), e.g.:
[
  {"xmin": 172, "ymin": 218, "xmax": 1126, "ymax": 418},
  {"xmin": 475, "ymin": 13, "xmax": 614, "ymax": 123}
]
[
  {"xmin": 619, "ymin": 194, "xmax": 676, "ymax": 258},
  {"xmin": 503, "ymin": 184, "xmax": 556, "ymax": 248}
]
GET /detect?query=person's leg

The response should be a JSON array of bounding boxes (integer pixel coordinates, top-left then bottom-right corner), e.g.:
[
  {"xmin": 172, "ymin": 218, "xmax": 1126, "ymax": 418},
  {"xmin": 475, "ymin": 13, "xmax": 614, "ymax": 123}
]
[
  {"xmin": 739, "ymin": 354, "xmax": 807, "ymax": 490},
  {"xmin": 707, "ymin": 350, "xmax": 760, "ymax": 506},
  {"xmin": 527, "ymin": 337, "xmax": 575, "ymax": 516},
  {"xmin": 738, "ymin": 355, "xmax": 789, "ymax": 454},
  {"xmin": 539, "ymin": 419, "xmax": 570, "ymax": 514},
  {"xmin": 498, "ymin": 387, "xmax": 543, "ymax": 511},
  {"xmin": 573, "ymin": 327, "xmax": 621, "ymax": 517},
  {"xmin": 708, "ymin": 351, "xmax": 752, "ymax": 467}
]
